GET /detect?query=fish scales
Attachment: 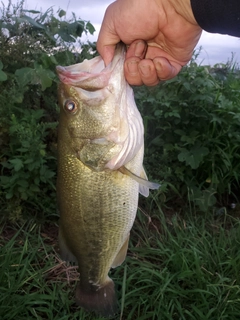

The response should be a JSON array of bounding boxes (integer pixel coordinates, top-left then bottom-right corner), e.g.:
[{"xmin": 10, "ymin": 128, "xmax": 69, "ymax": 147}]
[
  {"xmin": 56, "ymin": 43, "xmax": 159, "ymax": 317},
  {"xmin": 57, "ymin": 150, "xmax": 140, "ymax": 279}
]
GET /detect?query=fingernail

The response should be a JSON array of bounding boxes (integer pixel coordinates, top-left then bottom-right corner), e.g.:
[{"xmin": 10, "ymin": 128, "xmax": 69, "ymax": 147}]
[
  {"xmin": 155, "ymin": 61, "xmax": 162, "ymax": 71},
  {"xmin": 134, "ymin": 41, "xmax": 145, "ymax": 57},
  {"xmin": 139, "ymin": 65, "xmax": 151, "ymax": 76},
  {"xmin": 127, "ymin": 60, "xmax": 138, "ymax": 74}
]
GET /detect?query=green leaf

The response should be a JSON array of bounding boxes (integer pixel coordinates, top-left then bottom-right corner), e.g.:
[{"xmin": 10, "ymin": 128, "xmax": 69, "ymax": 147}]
[
  {"xmin": 6, "ymin": 192, "xmax": 13, "ymax": 200},
  {"xmin": 22, "ymin": 9, "xmax": 41, "ymax": 14},
  {"xmin": 0, "ymin": 60, "xmax": 7, "ymax": 80},
  {"xmin": 13, "ymin": 93, "xmax": 24, "ymax": 103},
  {"xmin": 86, "ymin": 21, "xmax": 95, "ymax": 35},
  {"xmin": 20, "ymin": 192, "xmax": 28, "ymax": 200},
  {"xmin": 41, "ymin": 54, "xmax": 58, "ymax": 68},
  {"xmin": 24, "ymin": 159, "xmax": 34, "ymax": 164},
  {"xmin": 28, "ymin": 163, "xmax": 37, "ymax": 171},
  {"xmin": 30, "ymin": 185, "xmax": 40, "ymax": 192},
  {"xmin": 22, "ymin": 141, "xmax": 31, "ymax": 148},
  {"xmin": 183, "ymin": 82, "xmax": 191, "ymax": 91},
  {"xmin": 75, "ymin": 21, "xmax": 85, "ymax": 37},
  {"xmin": 9, "ymin": 159, "xmax": 24, "ymax": 171},
  {"xmin": 178, "ymin": 147, "xmax": 209, "ymax": 169},
  {"xmin": 36, "ymin": 68, "xmax": 54, "ymax": 91},
  {"xmin": 174, "ymin": 129, "xmax": 186, "ymax": 136},
  {"xmin": 154, "ymin": 110, "xmax": 162, "ymax": 116},
  {"xmin": 40, "ymin": 149, "xmax": 46, "ymax": 156},
  {"xmin": 191, "ymin": 188, "xmax": 217, "ymax": 212},
  {"xmin": 0, "ymin": 70, "xmax": 7, "ymax": 81},
  {"xmin": 17, "ymin": 15, "xmax": 44, "ymax": 29},
  {"xmin": 1, "ymin": 176, "xmax": 11, "ymax": 185},
  {"xmin": 58, "ymin": 9, "xmax": 66, "ymax": 18},
  {"xmin": 15, "ymin": 67, "xmax": 36, "ymax": 87},
  {"xmin": 17, "ymin": 180, "xmax": 29, "ymax": 188}
]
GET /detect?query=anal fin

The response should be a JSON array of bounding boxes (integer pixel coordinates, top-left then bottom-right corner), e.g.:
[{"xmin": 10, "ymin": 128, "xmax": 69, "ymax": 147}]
[{"xmin": 111, "ymin": 234, "xmax": 129, "ymax": 268}]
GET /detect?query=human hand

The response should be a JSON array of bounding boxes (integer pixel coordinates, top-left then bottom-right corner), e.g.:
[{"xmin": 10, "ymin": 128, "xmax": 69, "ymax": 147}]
[{"xmin": 97, "ymin": 0, "xmax": 202, "ymax": 86}]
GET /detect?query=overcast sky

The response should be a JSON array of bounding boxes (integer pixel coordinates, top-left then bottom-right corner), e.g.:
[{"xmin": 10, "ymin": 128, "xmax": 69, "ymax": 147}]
[{"xmin": 2, "ymin": 0, "xmax": 240, "ymax": 66}]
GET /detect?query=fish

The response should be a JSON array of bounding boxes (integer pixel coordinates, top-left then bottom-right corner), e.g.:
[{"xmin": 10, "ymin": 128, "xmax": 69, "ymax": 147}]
[{"xmin": 56, "ymin": 43, "xmax": 159, "ymax": 317}]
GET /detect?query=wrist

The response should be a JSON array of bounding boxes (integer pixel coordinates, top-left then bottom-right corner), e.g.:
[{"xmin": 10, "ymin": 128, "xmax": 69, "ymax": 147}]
[{"xmin": 163, "ymin": 0, "xmax": 199, "ymax": 26}]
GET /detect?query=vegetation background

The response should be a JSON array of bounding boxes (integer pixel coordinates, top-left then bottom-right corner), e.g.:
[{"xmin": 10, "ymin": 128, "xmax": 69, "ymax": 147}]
[{"xmin": 1, "ymin": 1, "xmax": 240, "ymax": 319}]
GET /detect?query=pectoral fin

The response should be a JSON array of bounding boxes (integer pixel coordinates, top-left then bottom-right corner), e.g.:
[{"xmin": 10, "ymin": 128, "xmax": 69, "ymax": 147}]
[
  {"xmin": 111, "ymin": 234, "xmax": 129, "ymax": 268},
  {"xmin": 119, "ymin": 166, "xmax": 160, "ymax": 197},
  {"xmin": 139, "ymin": 167, "xmax": 150, "ymax": 197}
]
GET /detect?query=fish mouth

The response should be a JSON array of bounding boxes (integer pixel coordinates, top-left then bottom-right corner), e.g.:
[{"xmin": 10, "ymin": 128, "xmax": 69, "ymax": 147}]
[
  {"xmin": 56, "ymin": 56, "xmax": 111, "ymax": 90},
  {"xmin": 56, "ymin": 55, "xmax": 105, "ymax": 75},
  {"xmin": 56, "ymin": 45, "xmax": 125, "ymax": 90}
]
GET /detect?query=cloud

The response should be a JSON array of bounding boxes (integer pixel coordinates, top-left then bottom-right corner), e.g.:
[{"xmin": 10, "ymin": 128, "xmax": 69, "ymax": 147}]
[{"xmin": 196, "ymin": 32, "xmax": 240, "ymax": 65}]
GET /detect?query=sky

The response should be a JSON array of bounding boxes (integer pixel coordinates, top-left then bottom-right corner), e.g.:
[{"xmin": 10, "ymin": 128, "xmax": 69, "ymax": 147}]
[{"xmin": 2, "ymin": 0, "xmax": 240, "ymax": 66}]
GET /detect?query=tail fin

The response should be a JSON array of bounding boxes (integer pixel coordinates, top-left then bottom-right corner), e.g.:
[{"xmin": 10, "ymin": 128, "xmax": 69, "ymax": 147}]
[{"xmin": 75, "ymin": 278, "xmax": 118, "ymax": 317}]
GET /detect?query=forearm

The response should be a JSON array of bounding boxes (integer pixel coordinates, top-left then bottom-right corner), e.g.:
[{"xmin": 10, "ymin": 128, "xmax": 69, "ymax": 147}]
[{"xmin": 191, "ymin": 0, "xmax": 240, "ymax": 37}]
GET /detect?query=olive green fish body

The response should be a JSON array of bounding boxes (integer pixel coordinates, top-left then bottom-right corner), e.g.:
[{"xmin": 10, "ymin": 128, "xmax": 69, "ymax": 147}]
[
  {"xmin": 56, "ymin": 44, "xmax": 159, "ymax": 317},
  {"xmin": 57, "ymin": 138, "xmax": 142, "ymax": 284}
]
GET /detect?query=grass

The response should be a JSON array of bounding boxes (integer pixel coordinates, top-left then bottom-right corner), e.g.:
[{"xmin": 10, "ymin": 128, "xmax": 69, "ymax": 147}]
[{"xmin": 1, "ymin": 206, "xmax": 240, "ymax": 320}]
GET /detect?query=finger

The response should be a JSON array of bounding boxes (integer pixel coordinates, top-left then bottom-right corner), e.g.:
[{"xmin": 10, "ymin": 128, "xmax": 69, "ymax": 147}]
[
  {"xmin": 97, "ymin": 5, "xmax": 121, "ymax": 66},
  {"xmin": 97, "ymin": 43, "xmax": 117, "ymax": 67},
  {"xmin": 153, "ymin": 57, "xmax": 183, "ymax": 80},
  {"xmin": 124, "ymin": 57, "xmax": 143, "ymax": 86},
  {"xmin": 124, "ymin": 58, "xmax": 159, "ymax": 86},
  {"xmin": 138, "ymin": 59, "xmax": 159, "ymax": 86},
  {"xmin": 125, "ymin": 40, "xmax": 147, "ymax": 60}
]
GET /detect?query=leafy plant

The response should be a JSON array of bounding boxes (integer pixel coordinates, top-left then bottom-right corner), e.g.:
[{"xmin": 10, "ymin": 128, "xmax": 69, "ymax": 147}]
[
  {"xmin": 136, "ymin": 59, "xmax": 240, "ymax": 211},
  {"xmin": 0, "ymin": 1, "xmax": 96, "ymax": 220}
]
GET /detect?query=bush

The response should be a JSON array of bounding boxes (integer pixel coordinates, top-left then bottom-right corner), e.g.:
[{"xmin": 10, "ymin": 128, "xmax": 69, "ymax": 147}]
[
  {"xmin": 135, "ymin": 59, "xmax": 240, "ymax": 211},
  {"xmin": 0, "ymin": 1, "xmax": 96, "ymax": 220},
  {"xmin": 1, "ymin": 1, "xmax": 239, "ymax": 219}
]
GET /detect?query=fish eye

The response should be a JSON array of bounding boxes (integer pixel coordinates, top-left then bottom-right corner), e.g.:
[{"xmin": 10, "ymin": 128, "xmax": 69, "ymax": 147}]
[{"xmin": 64, "ymin": 100, "xmax": 77, "ymax": 113}]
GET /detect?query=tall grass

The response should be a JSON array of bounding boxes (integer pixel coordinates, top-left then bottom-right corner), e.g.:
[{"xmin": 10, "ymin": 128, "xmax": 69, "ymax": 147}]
[{"xmin": 1, "ymin": 208, "xmax": 240, "ymax": 320}]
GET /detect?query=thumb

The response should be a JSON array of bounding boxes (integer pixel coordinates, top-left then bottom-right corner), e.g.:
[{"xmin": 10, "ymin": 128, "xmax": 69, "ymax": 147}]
[
  {"xmin": 96, "ymin": 41, "xmax": 117, "ymax": 67},
  {"xmin": 97, "ymin": 5, "xmax": 121, "ymax": 66}
]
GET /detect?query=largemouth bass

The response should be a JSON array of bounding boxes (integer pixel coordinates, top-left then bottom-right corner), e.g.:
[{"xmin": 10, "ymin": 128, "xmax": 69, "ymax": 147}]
[{"xmin": 56, "ymin": 44, "xmax": 159, "ymax": 317}]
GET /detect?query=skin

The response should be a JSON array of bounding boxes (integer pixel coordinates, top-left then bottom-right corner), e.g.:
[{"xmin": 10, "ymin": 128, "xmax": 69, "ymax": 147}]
[{"xmin": 97, "ymin": 0, "xmax": 202, "ymax": 86}]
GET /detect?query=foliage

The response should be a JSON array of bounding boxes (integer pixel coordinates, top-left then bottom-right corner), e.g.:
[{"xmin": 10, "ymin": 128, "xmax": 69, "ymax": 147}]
[
  {"xmin": 135, "ymin": 59, "xmax": 240, "ymax": 211},
  {"xmin": 0, "ymin": 1, "xmax": 96, "ymax": 220},
  {"xmin": 1, "ymin": 1, "xmax": 240, "ymax": 220}
]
